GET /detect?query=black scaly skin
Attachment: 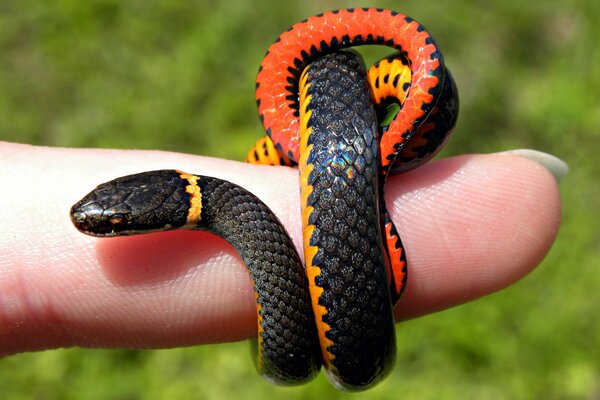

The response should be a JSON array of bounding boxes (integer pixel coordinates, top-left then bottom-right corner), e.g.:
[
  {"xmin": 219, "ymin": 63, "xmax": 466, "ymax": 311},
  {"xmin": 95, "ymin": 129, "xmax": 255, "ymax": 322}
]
[
  {"xmin": 70, "ymin": 170, "xmax": 321, "ymax": 384},
  {"xmin": 301, "ymin": 52, "xmax": 396, "ymax": 389},
  {"xmin": 196, "ymin": 175, "xmax": 321, "ymax": 383}
]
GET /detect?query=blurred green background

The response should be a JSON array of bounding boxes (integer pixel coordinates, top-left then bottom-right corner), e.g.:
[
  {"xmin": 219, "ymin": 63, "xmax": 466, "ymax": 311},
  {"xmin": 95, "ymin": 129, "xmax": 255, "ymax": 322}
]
[{"xmin": 1, "ymin": 0, "xmax": 599, "ymax": 399}]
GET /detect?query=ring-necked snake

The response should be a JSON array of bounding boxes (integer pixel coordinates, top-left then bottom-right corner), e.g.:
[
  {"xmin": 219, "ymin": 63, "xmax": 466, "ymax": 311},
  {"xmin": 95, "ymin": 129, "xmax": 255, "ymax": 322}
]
[{"xmin": 70, "ymin": 8, "xmax": 458, "ymax": 391}]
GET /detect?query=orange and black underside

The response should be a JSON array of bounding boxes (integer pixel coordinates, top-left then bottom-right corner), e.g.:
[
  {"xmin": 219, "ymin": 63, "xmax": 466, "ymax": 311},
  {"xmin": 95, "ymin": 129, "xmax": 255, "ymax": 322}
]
[
  {"xmin": 245, "ymin": 135, "xmax": 295, "ymax": 166},
  {"xmin": 255, "ymin": 8, "xmax": 450, "ymax": 171}
]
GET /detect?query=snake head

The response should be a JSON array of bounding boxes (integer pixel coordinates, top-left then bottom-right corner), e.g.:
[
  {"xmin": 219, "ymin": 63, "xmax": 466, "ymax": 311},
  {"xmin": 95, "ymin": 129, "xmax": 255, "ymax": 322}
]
[{"xmin": 70, "ymin": 170, "xmax": 193, "ymax": 236}]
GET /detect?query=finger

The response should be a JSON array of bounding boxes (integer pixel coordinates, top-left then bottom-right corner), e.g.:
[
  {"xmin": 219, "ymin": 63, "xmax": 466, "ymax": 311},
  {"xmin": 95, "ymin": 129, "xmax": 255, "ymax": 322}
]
[
  {"xmin": 0, "ymin": 142, "xmax": 561, "ymax": 355},
  {"xmin": 386, "ymin": 152, "xmax": 562, "ymax": 320}
]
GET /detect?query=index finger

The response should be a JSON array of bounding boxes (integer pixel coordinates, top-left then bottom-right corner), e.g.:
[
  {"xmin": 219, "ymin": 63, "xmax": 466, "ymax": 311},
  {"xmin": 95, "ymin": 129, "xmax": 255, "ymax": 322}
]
[{"xmin": 0, "ymin": 142, "xmax": 562, "ymax": 355}]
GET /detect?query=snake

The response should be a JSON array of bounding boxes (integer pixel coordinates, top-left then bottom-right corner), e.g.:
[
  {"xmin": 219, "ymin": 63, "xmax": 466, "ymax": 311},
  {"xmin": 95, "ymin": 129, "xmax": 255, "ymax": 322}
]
[{"xmin": 70, "ymin": 8, "xmax": 458, "ymax": 391}]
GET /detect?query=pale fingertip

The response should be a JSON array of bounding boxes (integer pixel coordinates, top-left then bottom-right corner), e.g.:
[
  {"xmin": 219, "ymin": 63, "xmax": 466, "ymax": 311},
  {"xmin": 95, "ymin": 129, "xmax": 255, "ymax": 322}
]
[{"xmin": 495, "ymin": 149, "xmax": 568, "ymax": 183}]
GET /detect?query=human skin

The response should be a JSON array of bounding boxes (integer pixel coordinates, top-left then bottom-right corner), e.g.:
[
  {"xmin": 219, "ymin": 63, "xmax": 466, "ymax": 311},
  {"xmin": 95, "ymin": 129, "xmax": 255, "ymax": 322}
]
[{"xmin": 0, "ymin": 142, "xmax": 562, "ymax": 356}]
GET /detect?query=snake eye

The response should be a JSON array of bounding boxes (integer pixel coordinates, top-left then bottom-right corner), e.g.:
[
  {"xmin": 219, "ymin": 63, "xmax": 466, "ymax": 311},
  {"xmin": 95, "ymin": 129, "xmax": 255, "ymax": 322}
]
[{"xmin": 109, "ymin": 214, "xmax": 127, "ymax": 231}]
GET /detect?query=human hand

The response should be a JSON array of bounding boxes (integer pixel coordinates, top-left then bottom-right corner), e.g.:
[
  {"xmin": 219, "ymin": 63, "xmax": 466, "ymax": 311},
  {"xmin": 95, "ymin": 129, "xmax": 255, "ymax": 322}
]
[{"xmin": 0, "ymin": 141, "xmax": 565, "ymax": 356}]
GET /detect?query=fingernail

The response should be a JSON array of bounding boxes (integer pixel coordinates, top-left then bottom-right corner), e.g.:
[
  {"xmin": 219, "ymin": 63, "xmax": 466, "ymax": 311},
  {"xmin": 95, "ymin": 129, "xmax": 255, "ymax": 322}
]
[{"xmin": 497, "ymin": 149, "xmax": 568, "ymax": 183}]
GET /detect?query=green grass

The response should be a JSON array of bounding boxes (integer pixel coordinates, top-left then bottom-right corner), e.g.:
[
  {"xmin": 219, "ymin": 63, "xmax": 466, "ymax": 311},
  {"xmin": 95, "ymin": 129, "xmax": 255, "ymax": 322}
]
[{"xmin": 1, "ymin": 1, "xmax": 599, "ymax": 398}]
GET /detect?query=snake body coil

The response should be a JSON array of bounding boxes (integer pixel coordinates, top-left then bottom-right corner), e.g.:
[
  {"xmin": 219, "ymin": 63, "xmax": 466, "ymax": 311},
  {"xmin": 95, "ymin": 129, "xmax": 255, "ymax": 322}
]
[
  {"xmin": 298, "ymin": 52, "xmax": 395, "ymax": 388},
  {"xmin": 71, "ymin": 8, "xmax": 458, "ymax": 391}
]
